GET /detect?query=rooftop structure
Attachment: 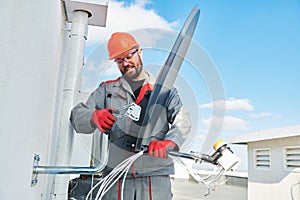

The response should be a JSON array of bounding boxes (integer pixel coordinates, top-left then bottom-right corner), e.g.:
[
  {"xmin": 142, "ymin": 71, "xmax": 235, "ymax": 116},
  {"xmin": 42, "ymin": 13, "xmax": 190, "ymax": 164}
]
[{"xmin": 230, "ymin": 125, "xmax": 300, "ymax": 200}]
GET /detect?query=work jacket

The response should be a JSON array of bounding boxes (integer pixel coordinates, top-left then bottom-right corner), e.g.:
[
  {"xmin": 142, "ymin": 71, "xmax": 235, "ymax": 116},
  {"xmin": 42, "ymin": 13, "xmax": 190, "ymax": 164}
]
[{"xmin": 70, "ymin": 70, "xmax": 191, "ymax": 177}]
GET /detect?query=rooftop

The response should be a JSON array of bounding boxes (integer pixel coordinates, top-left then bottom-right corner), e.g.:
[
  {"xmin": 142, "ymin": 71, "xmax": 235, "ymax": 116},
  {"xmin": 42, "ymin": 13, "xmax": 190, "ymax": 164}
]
[
  {"xmin": 172, "ymin": 178, "xmax": 247, "ymax": 200},
  {"xmin": 229, "ymin": 125, "xmax": 300, "ymax": 144}
]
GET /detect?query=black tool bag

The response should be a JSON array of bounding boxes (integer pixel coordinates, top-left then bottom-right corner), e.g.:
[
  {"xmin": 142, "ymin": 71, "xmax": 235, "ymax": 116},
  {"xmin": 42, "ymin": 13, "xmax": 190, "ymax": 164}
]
[{"xmin": 68, "ymin": 175, "xmax": 102, "ymax": 200}]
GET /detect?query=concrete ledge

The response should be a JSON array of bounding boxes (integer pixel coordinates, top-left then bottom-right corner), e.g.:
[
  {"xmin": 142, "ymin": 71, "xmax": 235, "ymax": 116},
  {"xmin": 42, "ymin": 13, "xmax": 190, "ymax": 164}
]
[
  {"xmin": 225, "ymin": 175, "xmax": 248, "ymax": 187},
  {"xmin": 188, "ymin": 172, "xmax": 248, "ymax": 188}
]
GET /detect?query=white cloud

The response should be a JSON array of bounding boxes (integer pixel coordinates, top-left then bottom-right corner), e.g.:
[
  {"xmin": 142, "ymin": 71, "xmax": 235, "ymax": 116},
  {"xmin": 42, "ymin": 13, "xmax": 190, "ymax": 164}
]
[
  {"xmin": 202, "ymin": 116, "xmax": 250, "ymax": 132},
  {"xmin": 134, "ymin": 0, "xmax": 152, "ymax": 7},
  {"xmin": 200, "ymin": 98, "xmax": 254, "ymax": 111},
  {"xmin": 249, "ymin": 112, "xmax": 282, "ymax": 120},
  {"xmin": 223, "ymin": 116, "xmax": 250, "ymax": 131},
  {"xmin": 86, "ymin": 0, "xmax": 177, "ymax": 46}
]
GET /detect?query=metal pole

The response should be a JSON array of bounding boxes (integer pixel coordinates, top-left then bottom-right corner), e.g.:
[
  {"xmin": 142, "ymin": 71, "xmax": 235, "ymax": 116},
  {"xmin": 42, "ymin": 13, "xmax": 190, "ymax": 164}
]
[
  {"xmin": 33, "ymin": 163, "xmax": 106, "ymax": 175},
  {"xmin": 52, "ymin": 10, "xmax": 89, "ymax": 200}
]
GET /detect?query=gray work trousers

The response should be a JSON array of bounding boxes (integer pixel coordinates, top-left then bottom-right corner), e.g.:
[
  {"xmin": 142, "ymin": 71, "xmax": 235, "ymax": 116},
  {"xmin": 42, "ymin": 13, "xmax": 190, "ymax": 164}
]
[{"xmin": 102, "ymin": 175, "xmax": 173, "ymax": 200}]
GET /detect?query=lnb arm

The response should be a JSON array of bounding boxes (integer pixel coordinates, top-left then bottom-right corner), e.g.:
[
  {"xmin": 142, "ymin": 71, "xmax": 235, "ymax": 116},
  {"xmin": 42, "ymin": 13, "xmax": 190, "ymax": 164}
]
[
  {"xmin": 168, "ymin": 150, "xmax": 220, "ymax": 165},
  {"xmin": 168, "ymin": 140, "xmax": 241, "ymax": 171}
]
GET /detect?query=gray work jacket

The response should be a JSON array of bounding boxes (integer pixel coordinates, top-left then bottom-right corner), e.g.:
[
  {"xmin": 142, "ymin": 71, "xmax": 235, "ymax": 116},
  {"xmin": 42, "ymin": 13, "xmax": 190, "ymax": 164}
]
[{"xmin": 70, "ymin": 71, "xmax": 191, "ymax": 177}]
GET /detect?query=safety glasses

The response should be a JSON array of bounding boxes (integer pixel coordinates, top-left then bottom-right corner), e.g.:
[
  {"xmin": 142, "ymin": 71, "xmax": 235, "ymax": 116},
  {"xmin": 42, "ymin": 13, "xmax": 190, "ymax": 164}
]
[{"xmin": 114, "ymin": 48, "xmax": 139, "ymax": 65}]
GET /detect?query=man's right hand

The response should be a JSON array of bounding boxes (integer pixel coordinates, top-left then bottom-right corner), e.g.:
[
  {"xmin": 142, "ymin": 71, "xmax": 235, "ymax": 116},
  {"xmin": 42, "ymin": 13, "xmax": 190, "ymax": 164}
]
[{"xmin": 91, "ymin": 108, "xmax": 116, "ymax": 133}]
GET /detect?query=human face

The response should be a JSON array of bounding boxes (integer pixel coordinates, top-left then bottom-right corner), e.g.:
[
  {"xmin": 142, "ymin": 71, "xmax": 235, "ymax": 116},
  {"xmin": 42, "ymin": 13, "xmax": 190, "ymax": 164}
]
[{"xmin": 115, "ymin": 48, "xmax": 144, "ymax": 80}]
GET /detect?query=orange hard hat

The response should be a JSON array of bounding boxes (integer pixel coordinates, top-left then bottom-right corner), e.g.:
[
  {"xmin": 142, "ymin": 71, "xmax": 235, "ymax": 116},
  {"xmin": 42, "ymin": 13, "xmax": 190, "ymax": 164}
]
[{"xmin": 107, "ymin": 32, "xmax": 139, "ymax": 60}]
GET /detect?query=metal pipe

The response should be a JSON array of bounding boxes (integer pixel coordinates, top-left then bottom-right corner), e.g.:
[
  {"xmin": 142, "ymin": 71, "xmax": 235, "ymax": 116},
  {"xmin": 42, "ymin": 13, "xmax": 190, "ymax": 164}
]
[
  {"xmin": 51, "ymin": 10, "xmax": 89, "ymax": 200},
  {"xmin": 33, "ymin": 163, "xmax": 106, "ymax": 175},
  {"xmin": 55, "ymin": 10, "xmax": 89, "ymax": 167},
  {"xmin": 168, "ymin": 150, "xmax": 220, "ymax": 165},
  {"xmin": 32, "ymin": 134, "xmax": 108, "ymax": 175},
  {"xmin": 168, "ymin": 151, "xmax": 194, "ymax": 160}
]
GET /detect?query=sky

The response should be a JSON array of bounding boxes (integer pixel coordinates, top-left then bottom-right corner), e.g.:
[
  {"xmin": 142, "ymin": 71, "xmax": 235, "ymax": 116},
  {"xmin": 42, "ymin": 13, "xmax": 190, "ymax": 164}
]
[{"xmin": 81, "ymin": 0, "xmax": 300, "ymax": 154}]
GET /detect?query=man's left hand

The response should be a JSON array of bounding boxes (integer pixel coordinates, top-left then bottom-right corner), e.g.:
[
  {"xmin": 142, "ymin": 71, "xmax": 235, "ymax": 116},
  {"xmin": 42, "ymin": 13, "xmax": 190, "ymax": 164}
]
[{"xmin": 148, "ymin": 140, "xmax": 177, "ymax": 159}]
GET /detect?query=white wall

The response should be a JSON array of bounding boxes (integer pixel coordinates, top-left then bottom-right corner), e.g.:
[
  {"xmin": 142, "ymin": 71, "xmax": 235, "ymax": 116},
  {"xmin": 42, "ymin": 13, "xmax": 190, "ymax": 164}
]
[
  {"xmin": 0, "ymin": 1, "xmax": 67, "ymax": 199},
  {"xmin": 247, "ymin": 136, "xmax": 300, "ymax": 200}
]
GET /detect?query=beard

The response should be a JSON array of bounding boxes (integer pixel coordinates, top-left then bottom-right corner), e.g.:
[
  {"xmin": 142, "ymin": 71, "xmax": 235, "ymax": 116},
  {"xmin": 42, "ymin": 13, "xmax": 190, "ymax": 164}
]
[{"xmin": 122, "ymin": 55, "xmax": 144, "ymax": 80}]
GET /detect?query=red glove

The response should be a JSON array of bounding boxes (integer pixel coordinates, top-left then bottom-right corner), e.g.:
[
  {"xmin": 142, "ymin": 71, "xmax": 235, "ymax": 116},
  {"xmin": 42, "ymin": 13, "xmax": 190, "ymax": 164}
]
[
  {"xmin": 91, "ymin": 108, "xmax": 116, "ymax": 133},
  {"xmin": 148, "ymin": 140, "xmax": 177, "ymax": 159}
]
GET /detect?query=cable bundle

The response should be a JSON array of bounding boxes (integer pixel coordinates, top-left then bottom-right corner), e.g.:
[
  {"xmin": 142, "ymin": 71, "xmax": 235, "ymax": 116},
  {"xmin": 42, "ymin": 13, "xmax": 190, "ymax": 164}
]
[
  {"xmin": 174, "ymin": 157, "xmax": 226, "ymax": 196},
  {"xmin": 86, "ymin": 151, "xmax": 144, "ymax": 200}
]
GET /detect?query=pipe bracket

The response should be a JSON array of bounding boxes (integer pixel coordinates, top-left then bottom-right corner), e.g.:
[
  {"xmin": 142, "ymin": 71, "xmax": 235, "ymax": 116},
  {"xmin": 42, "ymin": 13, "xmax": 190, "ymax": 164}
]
[{"xmin": 31, "ymin": 154, "xmax": 40, "ymax": 187}]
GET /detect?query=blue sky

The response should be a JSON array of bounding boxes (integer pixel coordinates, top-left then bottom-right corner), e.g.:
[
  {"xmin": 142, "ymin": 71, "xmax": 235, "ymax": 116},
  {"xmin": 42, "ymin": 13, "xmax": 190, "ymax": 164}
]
[{"xmin": 82, "ymin": 0, "xmax": 300, "ymax": 152}]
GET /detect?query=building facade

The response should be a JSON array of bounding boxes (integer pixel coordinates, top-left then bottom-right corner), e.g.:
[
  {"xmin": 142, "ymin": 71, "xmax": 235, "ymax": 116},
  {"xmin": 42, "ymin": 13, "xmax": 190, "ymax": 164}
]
[{"xmin": 230, "ymin": 125, "xmax": 300, "ymax": 200}]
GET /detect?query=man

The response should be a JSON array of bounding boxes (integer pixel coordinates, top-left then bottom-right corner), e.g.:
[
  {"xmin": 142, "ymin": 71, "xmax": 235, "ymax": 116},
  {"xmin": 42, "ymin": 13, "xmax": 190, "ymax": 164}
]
[{"xmin": 70, "ymin": 32, "xmax": 191, "ymax": 200}]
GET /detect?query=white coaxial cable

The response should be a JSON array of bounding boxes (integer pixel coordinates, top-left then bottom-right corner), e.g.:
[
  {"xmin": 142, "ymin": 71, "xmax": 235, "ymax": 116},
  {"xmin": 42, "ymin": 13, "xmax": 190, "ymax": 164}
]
[
  {"xmin": 86, "ymin": 153, "xmax": 136, "ymax": 200},
  {"xmin": 86, "ymin": 151, "xmax": 143, "ymax": 200},
  {"xmin": 86, "ymin": 157, "xmax": 129, "ymax": 200},
  {"xmin": 173, "ymin": 157, "xmax": 228, "ymax": 196},
  {"xmin": 120, "ymin": 161, "xmax": 132, "ymax": 200},
  {"xmin": 174, "ymin": 158, "xmax": 211, "ymax": 195},
  {"xmin": 97, "ymin": 152, "xmax": 143, "ymax": 199},
  {"xmin": 97, "ymin": 151, "xmax": 143, "ymax": 200}
]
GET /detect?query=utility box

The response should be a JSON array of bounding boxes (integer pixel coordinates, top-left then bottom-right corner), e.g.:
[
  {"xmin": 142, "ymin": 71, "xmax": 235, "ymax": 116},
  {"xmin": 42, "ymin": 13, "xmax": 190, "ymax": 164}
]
[
  {"xmin": 230, "ymin": 125, "xmax": 300, "ymax": 200},
  {"xmin": 64, "ymin": 0, "xmax": 108, "ymax": 26}
]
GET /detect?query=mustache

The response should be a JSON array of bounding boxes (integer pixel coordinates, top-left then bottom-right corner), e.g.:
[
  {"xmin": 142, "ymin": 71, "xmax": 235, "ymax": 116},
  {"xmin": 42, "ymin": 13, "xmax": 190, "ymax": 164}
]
[{"xmin": 121, "ymin": 65, "xmax": 135, "ymax": 74}]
